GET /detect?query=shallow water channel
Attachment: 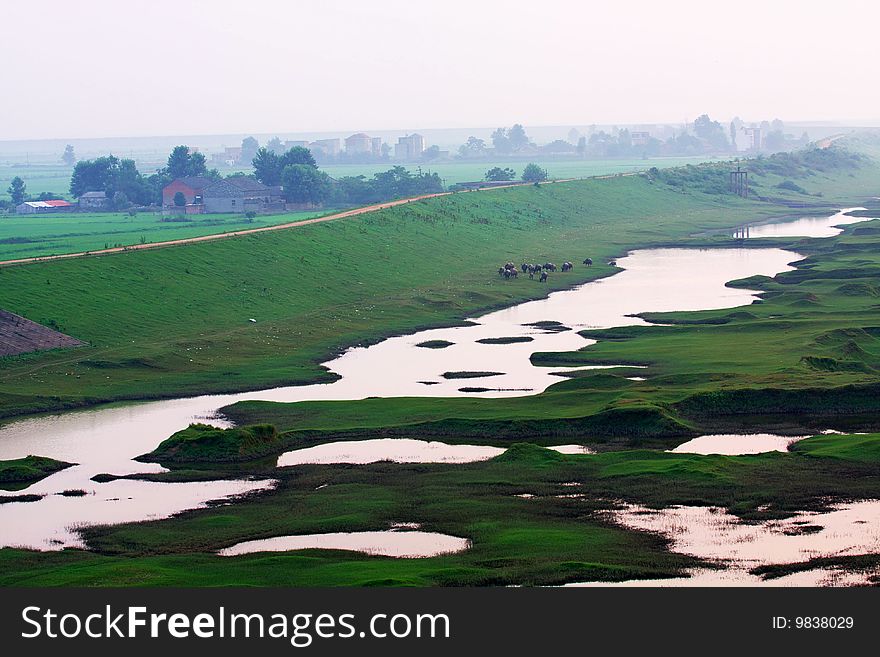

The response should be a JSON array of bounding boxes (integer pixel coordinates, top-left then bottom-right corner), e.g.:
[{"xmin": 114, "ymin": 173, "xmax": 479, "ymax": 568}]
[{"xmin": 0, "ymin": 208, "xmax": 872, "ymax": 559}]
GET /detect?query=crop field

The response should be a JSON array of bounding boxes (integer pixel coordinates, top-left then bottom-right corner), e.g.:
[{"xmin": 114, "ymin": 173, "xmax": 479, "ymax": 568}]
[
  {"xmin": 0, "ymin": 209, "xmax": 323, "ymax": 261},
  {"xmin": 0, "ymin": 156, "xmax": 717, "ymax": 203}
]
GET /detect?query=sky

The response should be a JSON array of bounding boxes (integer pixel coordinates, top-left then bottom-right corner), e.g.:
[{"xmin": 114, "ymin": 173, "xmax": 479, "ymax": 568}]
[{"xmin": 2, "ymin": 0, "xmax": 879, "ymax": 141}]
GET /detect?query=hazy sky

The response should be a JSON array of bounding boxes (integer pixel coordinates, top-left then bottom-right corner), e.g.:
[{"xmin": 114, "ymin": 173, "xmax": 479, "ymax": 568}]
[{"xmin": 3, "ymin": 0, "xmax": 878, "ymax": 140}]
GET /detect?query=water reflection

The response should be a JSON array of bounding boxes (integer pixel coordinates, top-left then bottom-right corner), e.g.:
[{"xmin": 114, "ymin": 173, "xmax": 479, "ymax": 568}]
[{"xmin": 219, "ymin": 530, "xmax": 470, "ymax": 558}]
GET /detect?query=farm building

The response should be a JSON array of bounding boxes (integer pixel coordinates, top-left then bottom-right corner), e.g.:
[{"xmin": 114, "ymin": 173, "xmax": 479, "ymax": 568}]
[
  {"xmin": 162, "ymin": 176, "xmax": 214, "ymax": 208},
  {"xmin": 78, "ymin": 191, "xmax": 109, "ymax": 210},
  {"xmin": 15, "ymin": 199, "xmax": 74, "ymax": 214},
  {"xmin": 162, "ymin": 177, "xmax": 284, "ymax": 214}
]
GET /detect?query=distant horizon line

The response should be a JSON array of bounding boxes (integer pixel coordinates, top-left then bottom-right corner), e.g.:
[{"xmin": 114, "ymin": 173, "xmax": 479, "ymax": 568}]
[{"xmin": 3, "ymin": 119, "xmax": 880, "ymax": 146}]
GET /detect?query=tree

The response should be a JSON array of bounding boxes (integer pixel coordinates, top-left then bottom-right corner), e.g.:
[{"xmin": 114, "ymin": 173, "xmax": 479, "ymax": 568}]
[
  {"xmin": 508, "ymin": 124, "xmax": 530, "ymax": 152},
  {"xmin": 241, "ymin": 136, "xmax": 260, "ymax": 163},
  {"xmin": 282, "ymin": 146, "xmax": 317, "ymax": 168},
  {"xmin": 62, "ymin": 144, "xmax": 76, "ymax": 166},
  {"xmin": 281, "ymin": 164, "xmax": 331, "ymax": 204},
  {"xmin": 485, "ymin": 167, "xmax": 516, "ymax": 182},
  {"xmin": 458, "ymin": 136, "xmax": 486, "ymax": 158},
  {"xmin": 266, "ymin": 137, "xmax": 284, "ymax": 153},
  {"xmin": 166, "ymin": 145, "xmax": 207, "ymax": 178},
  {"xmin": 7, "ymin": 177, "xmax": 26, "ymax": 205},
  {"xmin": 542, "ymin": 139, "xmax": 575, "ymax": 153},
  {"xmin": 491, "ymin": 127, "xmax": 511, "ymax": 154},
  {"xmin": 693, "ymin": 114, "xmax": 729, "ymax": 150},
  {"xmin": 70, "ymin": 155, "xmax": 150, "ymax": 204},
  {"xmin": 521, "ymin": 163, "xmax": 548, "ymax": 183},
  {"xmin": 252, "ymin": 148, "xmax": 282, "ymax": 186},
  {"xmin": 576, "ymin": 136, "xmax": 587, "ymax": 156},
  {"xmin": 764, "ymin": 130, "xmax": 787, "ymax": 152},
  {"xmin": 112, "ymin": 191, "xmax": 130, "ymax": 210},
  {"xmin": 422, "ymin": 145, "xmax": 441, "ymax": 161},
  {"xmin": 253, "ymin": 146, "xmax": 317, "ymax": 186},
  {"xmin": 567, "ymin": 128, "xmax": 581, "ymax": 144},
  {"xmin": 173, "ymin": 191, "xmax": 186, "ymax": 207}
]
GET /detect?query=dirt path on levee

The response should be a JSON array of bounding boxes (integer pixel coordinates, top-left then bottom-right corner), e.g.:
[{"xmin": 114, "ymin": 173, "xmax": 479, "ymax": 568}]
[{"xmin": 0, "ymin": 174, "xmax": 635, "ymax": 268}]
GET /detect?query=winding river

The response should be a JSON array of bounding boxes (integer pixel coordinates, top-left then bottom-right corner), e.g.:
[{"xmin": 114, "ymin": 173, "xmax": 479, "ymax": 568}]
[{"xmin": 0, "ymin": 208, "xmax": 874, "ymax": 559}]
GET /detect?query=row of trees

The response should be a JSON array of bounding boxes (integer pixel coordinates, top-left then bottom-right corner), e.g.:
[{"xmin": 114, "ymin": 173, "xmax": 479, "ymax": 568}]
[
  {"xmin": 485, "ymin": 165, "xmax": 549, "ymax": 183},
  {"xmin": 456, "ymin": 116, "xmax": 804, "ymax": 161},
  {"xmin": 65, "ymin": 145, "xmax": 218, "ymax": 209}
]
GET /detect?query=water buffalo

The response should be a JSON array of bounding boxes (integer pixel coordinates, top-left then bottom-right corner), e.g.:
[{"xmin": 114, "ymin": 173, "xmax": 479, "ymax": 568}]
[
  {"xmin": 543, "ymin": 262, "xmax": 557, "ymax": 272},
  {"xmin": 583, "ymin": 258, "xmax": 593, "ymax": 267},
  {"xmin": 561, "ymin": 261, "xmax": 573, "ymax": 272},
  {"xmin": 539, "ymin": 271, "xmax": 548, "ymax": 282}
]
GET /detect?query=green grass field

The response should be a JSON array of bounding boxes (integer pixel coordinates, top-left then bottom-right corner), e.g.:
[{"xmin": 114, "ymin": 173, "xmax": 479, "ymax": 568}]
[
  {"xmin": 223, "ymin": 218, "xmax": 880, "ymax": 452},
  {"xmin": 0, "ymin": 147, "xmax": 876, "ymax": 419},
  {"xmin": 1, "ymin": 143, "xmax": 880, "ymax": 586},
  {"xmin": 0, "ymin": 210, "xmax": 323, "ymax": 261},
  {"xmin": 0, "ymin": 164, "xmax": 72, "ymax": 202},
  {"xmin": 1, "ymin": 433, "xmax": 877, "ymax": 586}
]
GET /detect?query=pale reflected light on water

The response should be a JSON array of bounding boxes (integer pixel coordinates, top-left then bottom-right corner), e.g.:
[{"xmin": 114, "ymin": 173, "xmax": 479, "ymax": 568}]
[
  {"xmin": 219, "ymin": 530, "xmax": 470, "ymax": 558},
  {"xmin": 742, "ymin": 207, "xmax": 874, "ymax": 239},
  {"xmin": 566, "ymin": 500, "xmax": 880, "ymax": 587},
  {"xmin": 0, "ymin": 243, "xmax": 802, "ymax": 549}
]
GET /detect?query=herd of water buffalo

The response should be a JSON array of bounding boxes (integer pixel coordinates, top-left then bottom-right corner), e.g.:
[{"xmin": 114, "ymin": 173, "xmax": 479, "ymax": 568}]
[{"xmin": 498, "ymin": 257, "xmax": 601, "ymax": 282}]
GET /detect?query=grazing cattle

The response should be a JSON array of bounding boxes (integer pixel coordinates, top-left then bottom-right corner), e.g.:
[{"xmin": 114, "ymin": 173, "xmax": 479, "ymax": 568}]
[
  {"xmin": 498, "ymin": 267, "xmax": 506, "ymax": 276},
  {"xmin": 583, "ymin": 258, "xmax": 593, "ymax": 267},
  {"xmin": 543, "ymin": 262, "xmax": 557, "ymax": 272},
  {"xmin": 528, "ymin": 270, "xmax": 534, "ymax": 279},
  {"xmin": 521, "ymin": 263, "xmax": 529, "ymax": 273},
  {"xmin": 561, "ymin": 261, "xmax": 573, "ymax": 272},
  {"xmin": 539, "ymin": 271, "xmax": 548, "ymax": 283}
]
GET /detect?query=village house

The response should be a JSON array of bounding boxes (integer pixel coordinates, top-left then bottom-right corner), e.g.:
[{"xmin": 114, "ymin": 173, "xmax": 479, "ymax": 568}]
[
  {"xmin": 162, "ymin": 177, "xmax": 284, "ymax": 214},
  {"xmin": 78, "ymin": 191, "xmax": 109, "ymax": 210},
  {"xmin": 15, "ymin": 199, "xmax": 74, "ymax": 214}
]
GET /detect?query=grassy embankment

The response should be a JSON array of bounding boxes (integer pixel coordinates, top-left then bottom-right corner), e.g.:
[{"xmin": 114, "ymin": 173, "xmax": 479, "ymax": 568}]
[
  {"xmin": 0, "ymin": 146, "xmax": 874, "ymax": 420},
  {"xmin": 219, "ymin": 217, "xmax": 880, "ymax": 451},
  {"xmin": 1, "ymin": 433, "xmax": 878, "ymax": 586}
]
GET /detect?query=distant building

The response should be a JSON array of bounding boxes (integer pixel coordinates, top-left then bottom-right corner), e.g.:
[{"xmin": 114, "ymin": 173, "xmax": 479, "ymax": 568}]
[
  {"xmin": 371, "ymin": 137, "xmax": 382, "ymax": 157},
  {"xmin": 394, "ymin": 133, "xmax": 426, "ymax": 160},
  {"xmin": 78, "ymin": 191, "xmax": 109, "ymax": 210},
  {"xmin": 630, "ymin": 131, "xmax": 650, "ymax": 147},
  {"xmin": 285, "ymin": 138, "xmax": 341, "ymax": 158},
  {"xmin": 735, "ymin": 126, "xmax": 762, "ymax": 152},
  {"xmin": 345, "ymin": 133, "xmax": 373, "ymax": 154},
  {"xmin": 15, "ymin": 199, "xmax": 74, "ymax": 214},
  {"xmin": 311, "ymin": 138, "xmax": 340, "ymax": 156},
  {"xmin": 162, "ymin": 177, "xmax": 283, "ymax": 214},
  {"xmin": 210, "ymin": 147, "xmax": 243, "ymax": 166}
]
